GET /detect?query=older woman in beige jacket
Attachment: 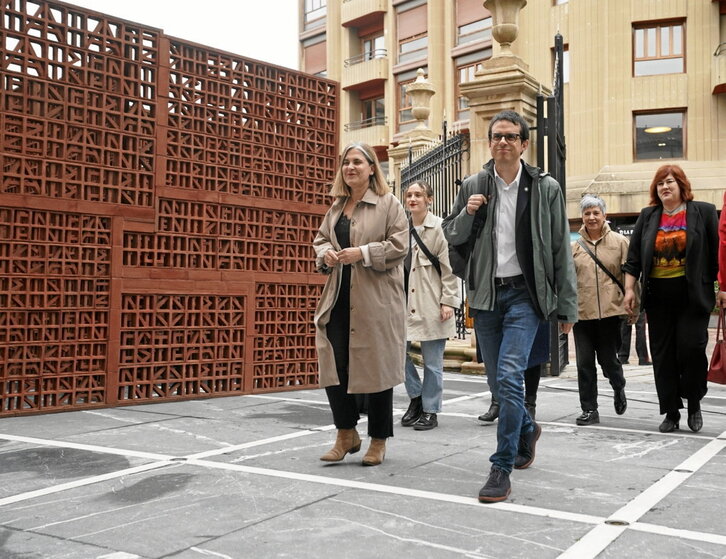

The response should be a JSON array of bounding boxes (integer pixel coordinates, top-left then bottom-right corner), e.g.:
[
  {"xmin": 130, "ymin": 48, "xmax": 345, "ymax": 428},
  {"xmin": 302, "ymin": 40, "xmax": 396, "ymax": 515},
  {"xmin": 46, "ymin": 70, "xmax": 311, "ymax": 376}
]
[
  {"xmin": 313, "ymin": 142, "xmax": 408, "ymax": 466},
  {"xmin": 400, "ymin": 181, "xmax": 461, "ymax": 431},
  {"xmin": 571, "ymin": 194, "xmax": 634, "ymax": 426}
]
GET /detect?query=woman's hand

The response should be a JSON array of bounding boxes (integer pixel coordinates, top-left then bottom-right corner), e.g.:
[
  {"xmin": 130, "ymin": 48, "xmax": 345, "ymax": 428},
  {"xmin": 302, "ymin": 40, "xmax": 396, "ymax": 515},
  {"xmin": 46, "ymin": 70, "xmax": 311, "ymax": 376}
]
[
  {"xmin": 717, "ymin": 290, "xmax": 726, "ymax": 309},
  {"xmin": 336, "ymin": 247, "xmax": 363, "ymax": 265},
  {"xmin": 440, "ymin": 305, "xmax": 455, "ymax": 322},
  {"xmin": 323, "ymin": 249, "xmax": 339, "ymax": 267},
  {"xmin": 623, "ymin": 287, "xmax": 636, "ymax": 315}
]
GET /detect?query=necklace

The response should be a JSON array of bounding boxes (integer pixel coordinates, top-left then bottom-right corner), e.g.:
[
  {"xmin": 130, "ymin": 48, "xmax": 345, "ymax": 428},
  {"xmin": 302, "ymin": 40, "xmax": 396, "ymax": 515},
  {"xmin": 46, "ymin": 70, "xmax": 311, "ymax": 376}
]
[{"xmin": 663, "ymin": 203, "xmax": 685, "ymax": 216}]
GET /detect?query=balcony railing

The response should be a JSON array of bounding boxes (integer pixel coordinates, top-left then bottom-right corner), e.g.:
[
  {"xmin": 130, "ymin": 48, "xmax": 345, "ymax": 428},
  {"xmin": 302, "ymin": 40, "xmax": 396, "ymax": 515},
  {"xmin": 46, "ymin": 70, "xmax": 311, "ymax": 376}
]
[
  {"xmin": 344, "ymin": 116, "xmax": 387, "ymax": 131},
  {"xmin": 342, "ymin": 54, "xmax": 388, "ymax": 90},
  {"xmin": 344, "ymin": 49, "xmax": 387, "ymax": 67}
]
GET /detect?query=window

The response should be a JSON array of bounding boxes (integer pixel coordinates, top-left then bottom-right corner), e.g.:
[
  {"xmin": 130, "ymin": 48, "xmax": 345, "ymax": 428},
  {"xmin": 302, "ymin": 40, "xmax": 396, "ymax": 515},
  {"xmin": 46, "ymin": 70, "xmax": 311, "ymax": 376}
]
[
  {"xmin": 303, "ymin": 39, "xmax": 326, "ymax": 77},
  {"xmin": 362, "ymin": 97, "xmax": 385, "ymax": 126},
  {"xmin": 456, "ymin": 0, "xmax": 492, "ymax": 46},
  {"xmin": 633, "ymin": 21, "xmax": 684, "ymax": 76},
  {"xmin": 456, "ymin": 63, "xmax": 479, "ymax": 121},
  {"xmin": 454, "ymin": 49, "xmax": 491, "ymax": 121},
  {"xmin": 397, "ymin": 2, "xmax": 427, "ymax": 64},
  {"xmin": 362, "ymin": 33, "xmax": 385, "ymax": 62},
  {"xmin": 304, "ymin": 0, "xmax": 326, "ymax": 30},
  {"xmin": 634, "ymin": 110, "xmax": 685, "ymax": 160}
]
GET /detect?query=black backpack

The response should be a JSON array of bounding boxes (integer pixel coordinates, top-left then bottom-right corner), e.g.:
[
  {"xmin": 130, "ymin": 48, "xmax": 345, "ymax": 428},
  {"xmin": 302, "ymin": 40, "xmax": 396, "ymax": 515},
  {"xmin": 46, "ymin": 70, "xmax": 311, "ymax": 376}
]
[{"xmin": 448, "ymin": 170, "xmax": 488, "ymax": 283}]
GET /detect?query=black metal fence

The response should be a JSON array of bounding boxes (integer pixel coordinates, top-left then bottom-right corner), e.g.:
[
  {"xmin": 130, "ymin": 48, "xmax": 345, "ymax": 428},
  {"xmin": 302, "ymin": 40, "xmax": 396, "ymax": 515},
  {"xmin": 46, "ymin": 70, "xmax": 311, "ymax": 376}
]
[{"xmin": 399, "ymin": 125, "xmax": 470, "ymax": 338}]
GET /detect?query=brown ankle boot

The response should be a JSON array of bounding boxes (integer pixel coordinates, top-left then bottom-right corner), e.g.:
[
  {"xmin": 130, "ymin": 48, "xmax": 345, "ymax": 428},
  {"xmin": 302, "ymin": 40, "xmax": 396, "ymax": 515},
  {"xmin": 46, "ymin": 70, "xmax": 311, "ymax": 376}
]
[
  {"xmin": 320, "ymin": 428, "xmax": 361, "ymax": 462},
  {"xmin": 361, "ymin": 438, "xmax": 386, "ymax": 466}
]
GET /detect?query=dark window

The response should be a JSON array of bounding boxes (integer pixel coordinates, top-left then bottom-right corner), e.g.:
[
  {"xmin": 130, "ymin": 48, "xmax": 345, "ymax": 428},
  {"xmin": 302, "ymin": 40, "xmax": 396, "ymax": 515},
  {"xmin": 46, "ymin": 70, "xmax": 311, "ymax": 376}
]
[{"xmin": 634, "ymin": 111, "xmax": 685, "ymax": 160}]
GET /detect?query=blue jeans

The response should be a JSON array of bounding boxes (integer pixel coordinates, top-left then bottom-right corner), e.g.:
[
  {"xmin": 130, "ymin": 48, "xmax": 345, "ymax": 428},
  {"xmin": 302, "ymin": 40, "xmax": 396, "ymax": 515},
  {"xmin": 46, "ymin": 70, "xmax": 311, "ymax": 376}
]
[
  {"xmin": 405, "ymin": 339, "xmax": 446, "ymax": 413},
  {"xmin": 473, "ymin": 285, "xmax": 540, "ymax": 473}
]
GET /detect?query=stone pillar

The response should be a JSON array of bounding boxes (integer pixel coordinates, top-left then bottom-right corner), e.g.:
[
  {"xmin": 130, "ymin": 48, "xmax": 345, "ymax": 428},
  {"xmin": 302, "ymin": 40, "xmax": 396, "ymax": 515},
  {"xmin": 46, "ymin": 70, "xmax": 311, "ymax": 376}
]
[
  {"xmin": 460, "ymin": 0, "xmax": 550, "ymax": 167},
  {"xmin": 388, "ymin": 69, "xmax": 438, "ymax": 196}
]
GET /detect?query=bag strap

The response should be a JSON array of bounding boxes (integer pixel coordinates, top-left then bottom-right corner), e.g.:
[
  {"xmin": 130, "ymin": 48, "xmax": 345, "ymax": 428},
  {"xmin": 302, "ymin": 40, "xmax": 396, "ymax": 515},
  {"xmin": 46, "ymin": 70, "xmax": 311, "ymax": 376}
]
[
  {"xmin": 576, "ymin": 238, "xmax": 624, "ymax": 294},
  {"xmin": 410, "ymin": 225, "xmax": 442, "ymax": 276},
  {"xmin": 718, "ymin": 308, "xmax": 724, "ymax": 343}
]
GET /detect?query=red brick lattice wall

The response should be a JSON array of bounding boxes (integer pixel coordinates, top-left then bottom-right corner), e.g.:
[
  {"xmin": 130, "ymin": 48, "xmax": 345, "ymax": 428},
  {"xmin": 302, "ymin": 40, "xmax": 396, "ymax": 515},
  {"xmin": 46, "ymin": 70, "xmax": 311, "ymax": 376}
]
[{"xmin": 0, "ymin": 0, "xmax": 337, "ymax": 415}]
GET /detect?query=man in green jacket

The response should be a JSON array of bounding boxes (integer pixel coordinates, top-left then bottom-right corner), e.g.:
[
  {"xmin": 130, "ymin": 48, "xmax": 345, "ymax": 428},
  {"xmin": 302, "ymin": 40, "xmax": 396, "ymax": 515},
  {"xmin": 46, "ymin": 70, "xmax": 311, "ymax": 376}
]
[{"xmin": 443, "ymin": 110, "xmax": 577, "ymax": 503}]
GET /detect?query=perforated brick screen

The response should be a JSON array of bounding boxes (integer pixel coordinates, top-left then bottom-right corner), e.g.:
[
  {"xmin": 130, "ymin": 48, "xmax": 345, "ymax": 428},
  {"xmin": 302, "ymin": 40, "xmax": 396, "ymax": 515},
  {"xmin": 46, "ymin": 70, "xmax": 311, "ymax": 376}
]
[{"xmin": 0, "ymin": 0, "xmax": 337, "ymax": 415}]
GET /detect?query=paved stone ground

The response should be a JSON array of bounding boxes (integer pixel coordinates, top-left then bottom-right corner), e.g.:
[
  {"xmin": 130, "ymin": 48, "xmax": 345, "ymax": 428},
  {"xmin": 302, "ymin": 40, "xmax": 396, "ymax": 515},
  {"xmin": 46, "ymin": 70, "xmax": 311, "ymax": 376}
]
[{"xmin": 0, "ymin": 337, "xmax": 725, "ymax": 558}]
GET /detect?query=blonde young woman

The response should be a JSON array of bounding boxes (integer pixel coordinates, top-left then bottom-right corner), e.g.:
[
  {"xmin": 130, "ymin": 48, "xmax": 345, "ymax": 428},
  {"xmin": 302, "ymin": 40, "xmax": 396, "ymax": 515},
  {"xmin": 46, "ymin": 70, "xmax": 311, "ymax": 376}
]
[
  {"xmin": 313, "ymin": 142, "xmax": 408, "ymax": 466},
  {"xmin": 400, "ymin": 181, "xmax": 461, "ymax": 430}
]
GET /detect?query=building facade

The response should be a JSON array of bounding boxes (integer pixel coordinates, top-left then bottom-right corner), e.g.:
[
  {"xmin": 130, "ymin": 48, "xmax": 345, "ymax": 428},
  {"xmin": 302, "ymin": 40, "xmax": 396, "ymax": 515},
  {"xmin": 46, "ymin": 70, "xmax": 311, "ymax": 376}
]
[{"xmin": 299, "ymin": 0, "xmax": 726, "ymax": 218}]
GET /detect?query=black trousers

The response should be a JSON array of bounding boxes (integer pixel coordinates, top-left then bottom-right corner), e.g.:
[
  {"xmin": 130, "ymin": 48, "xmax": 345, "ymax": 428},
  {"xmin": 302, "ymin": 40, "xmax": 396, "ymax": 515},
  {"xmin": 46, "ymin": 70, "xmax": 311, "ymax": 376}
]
[
  {"xmin": 645, "ymin": 277, "xmax": 709, "ymax": 415},
  {"xmin": 573, "ymin": 316, "xmax": 626, "ymax": 411},
  {"xmin": 325, "ymin": 366, "xmax": 393, "ymax": 439},
  {"xmin": 618, "ymin": 311, "xmax": 650, "ymax": 364}
]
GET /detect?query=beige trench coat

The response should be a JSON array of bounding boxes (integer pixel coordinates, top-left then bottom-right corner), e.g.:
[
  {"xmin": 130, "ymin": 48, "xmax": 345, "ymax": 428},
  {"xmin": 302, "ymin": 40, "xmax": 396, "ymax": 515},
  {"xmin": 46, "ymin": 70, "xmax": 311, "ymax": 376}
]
[
  {"xmin": 407, "ymin": 212, "xmax": 461, "ymax": 341},
  {"xmin": 571, "ymin": 222, "xmax": 631, "ymax": 320},
  {"xmin": 313, "ymin": 189, "xmax": 408, "ymax": 393}
]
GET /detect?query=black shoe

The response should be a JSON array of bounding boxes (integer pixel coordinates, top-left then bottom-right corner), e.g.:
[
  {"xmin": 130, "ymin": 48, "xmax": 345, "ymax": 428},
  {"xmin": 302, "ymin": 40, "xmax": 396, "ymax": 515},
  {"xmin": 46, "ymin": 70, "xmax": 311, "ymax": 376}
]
[
  {"xmin": 514, "ymin": 423, "xmax": 542, "ymax": 470},
  {"xmin": 619, "ymin": 358, "xmax": 630, "ymax": 365},
  {"xmin": 659, "ymin": 412, "xmax": 680, "ymax": 433},
  {"xmin": 478, "ymin": 399, "xmax": 499, "ymax": 422},
  {"xmin": 576, "ymin": 410, "xmax": 600, "ymax": 426},
  {"xmin": 638, "ymin": 360, "xmax": 652, "ymax": 366},
  {"xmin": 478, "ymin": 466, "xmax": 511, "ymax": 503},
  {"xmin": 401, "ymin": 396, "xmax": 422, "ymax": 427},
  {"xmin": 614, "ymin": 388, "xmax": 627, "ymax": 415},
  {"xmin": 412, "ymin": 412, "xmax": 438, "ymax": 431},
  {"xmin": 687, "ymin": 410, "xmax": 703, "ymax": 432}
]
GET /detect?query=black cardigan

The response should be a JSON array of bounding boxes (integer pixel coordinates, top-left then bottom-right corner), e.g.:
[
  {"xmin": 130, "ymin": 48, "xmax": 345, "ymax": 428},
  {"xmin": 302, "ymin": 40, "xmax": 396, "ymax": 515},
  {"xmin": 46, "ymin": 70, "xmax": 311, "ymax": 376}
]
[{"xmin": 622, "ymin": 200, "xmax": 718, "ymax": 314}]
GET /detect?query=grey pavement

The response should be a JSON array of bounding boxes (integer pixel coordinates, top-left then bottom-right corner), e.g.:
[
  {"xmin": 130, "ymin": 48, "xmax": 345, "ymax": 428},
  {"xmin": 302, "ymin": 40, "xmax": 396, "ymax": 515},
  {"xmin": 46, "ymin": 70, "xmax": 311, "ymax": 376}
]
[{"xmin": 0, "ymin": 348, "xmax": 725, "ymax": 558}]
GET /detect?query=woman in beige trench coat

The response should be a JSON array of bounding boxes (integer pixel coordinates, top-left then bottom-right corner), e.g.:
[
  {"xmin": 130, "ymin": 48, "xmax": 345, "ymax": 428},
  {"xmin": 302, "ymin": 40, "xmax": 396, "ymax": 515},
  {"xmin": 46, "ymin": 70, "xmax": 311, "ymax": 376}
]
[{"xmin": 313, "ymin": 142, "xmax": 408, "ymax": 466}]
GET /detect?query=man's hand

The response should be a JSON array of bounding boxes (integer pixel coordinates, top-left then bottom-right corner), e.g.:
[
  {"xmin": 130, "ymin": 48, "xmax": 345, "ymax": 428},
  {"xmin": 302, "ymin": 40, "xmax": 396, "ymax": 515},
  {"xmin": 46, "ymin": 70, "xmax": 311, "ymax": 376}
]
[
  {"xmin": 466, "ymin": 194, "xmax": 488, "ymax": 216},
  {"xmin": 560, "ymin": 322, "xmax": 574, "ymax": 335}
]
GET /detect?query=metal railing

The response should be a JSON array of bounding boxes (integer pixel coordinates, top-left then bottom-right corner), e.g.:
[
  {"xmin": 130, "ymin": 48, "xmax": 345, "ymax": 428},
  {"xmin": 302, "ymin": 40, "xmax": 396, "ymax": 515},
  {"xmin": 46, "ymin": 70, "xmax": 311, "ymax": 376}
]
[
  {"xmin": 344, "ymin": 49, "xmax": 388, "ymax": 67},
  {"xmin": 344, "ymin": 115, "xmax": 387, "ymax": 131}
]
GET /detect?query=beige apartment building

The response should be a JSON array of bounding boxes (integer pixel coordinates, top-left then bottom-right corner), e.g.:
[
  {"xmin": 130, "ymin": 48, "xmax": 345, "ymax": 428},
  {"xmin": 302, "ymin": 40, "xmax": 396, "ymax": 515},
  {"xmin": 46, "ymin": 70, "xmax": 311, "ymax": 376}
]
[{"xmin": 299, "ymin": 0, "xmax": 726, "ymax": 219}]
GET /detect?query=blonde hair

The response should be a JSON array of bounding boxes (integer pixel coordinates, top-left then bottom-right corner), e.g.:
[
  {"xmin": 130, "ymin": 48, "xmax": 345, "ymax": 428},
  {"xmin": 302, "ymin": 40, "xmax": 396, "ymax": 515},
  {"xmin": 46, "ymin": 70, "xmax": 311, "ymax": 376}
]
[{"xmin": 330, "ymin": 142, "xmax": 390, "ymax": 198}]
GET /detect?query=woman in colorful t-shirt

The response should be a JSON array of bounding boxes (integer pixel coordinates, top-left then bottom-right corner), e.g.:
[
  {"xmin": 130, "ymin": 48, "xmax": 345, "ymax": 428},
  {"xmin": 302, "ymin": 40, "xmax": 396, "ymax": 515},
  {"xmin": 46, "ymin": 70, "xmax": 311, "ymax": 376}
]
[{"xmin": 623, "ymin": 165, "xmax": 718, "ymax": 433}]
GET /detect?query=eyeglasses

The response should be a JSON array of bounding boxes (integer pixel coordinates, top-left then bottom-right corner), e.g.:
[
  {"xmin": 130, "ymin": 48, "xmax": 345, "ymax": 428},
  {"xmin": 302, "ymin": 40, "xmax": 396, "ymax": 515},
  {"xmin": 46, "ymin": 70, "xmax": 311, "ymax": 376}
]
[
  {"xmin": 656, "ymin": 178, "xmax": 677, "ymax": 187},
  {"xmin": 490, "ymin": 133, "xmax": 521, "ymax": 143}
]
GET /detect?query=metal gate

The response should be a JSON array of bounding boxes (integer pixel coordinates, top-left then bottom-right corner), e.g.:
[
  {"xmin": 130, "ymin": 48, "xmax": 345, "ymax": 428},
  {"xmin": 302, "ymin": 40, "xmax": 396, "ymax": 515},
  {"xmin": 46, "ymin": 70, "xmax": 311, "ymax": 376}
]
[
  {"xmin": 399, "ymin": 124, "xmax": 470, "ymax": 338},
  {"xmin": 536, "ymin": 32, "xmax": 569, "ymax": 375}
]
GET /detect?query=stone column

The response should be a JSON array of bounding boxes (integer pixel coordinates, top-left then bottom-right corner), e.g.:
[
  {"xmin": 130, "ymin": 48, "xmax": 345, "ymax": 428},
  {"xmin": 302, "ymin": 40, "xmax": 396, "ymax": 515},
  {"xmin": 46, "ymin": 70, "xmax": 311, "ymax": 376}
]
[{"xmin": 460, "ymin": 0, "xmax": 550, "ymax": 167}]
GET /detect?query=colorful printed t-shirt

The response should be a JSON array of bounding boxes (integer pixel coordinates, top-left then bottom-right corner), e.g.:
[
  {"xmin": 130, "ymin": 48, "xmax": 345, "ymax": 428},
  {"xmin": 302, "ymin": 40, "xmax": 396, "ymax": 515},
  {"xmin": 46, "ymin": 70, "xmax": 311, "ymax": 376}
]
[{"xmin": 650, "ymin": 207, "xmax": 686, "ymax": 279}]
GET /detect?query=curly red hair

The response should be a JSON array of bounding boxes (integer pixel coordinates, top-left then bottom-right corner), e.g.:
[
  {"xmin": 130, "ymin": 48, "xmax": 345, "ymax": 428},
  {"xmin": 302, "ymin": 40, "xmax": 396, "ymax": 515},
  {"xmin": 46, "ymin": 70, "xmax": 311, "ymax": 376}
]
[{"xmin": 648, "ymin": 164, "xmax": 694, "ymax": 206}]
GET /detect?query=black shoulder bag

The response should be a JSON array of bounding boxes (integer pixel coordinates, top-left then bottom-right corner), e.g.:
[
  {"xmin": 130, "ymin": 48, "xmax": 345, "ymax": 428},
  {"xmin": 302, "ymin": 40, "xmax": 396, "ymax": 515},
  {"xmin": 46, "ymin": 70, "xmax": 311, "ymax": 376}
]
[
  {"xmin": 410, "ymin": 226, "xmax": 442, "ymax": 276},
  {"xmin": 576, "ymin": 238, "xmax": 624, "ymax": 294}
]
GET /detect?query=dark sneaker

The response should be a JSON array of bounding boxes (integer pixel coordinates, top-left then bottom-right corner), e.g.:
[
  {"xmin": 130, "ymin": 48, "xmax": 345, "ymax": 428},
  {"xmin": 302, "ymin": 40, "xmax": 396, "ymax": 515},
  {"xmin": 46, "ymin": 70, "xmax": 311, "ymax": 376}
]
[
  {"xmin": 478, "ymin": 399, "xmax": 499, "ymax": 422},
  {"xmin": 576, "ymin": 410, "xmax": 600, "ymax": 426},
  {"xmin": 514, "ymin": 422, "xmax": 542, "ymax": 469},
  {"xmin": 412, "ymin": 412, "xmax": 438, "ymax": 431},
  {"xmin": 401, "ymin": 396, "xmax": 422, "ymax": 426},
  {"xmin": 478, "ymin": 466, "xmax": 511, "ymax": 503},
  {"xmin": 614, "ymin": 388, "xmax": 627, "ymax": 415}
]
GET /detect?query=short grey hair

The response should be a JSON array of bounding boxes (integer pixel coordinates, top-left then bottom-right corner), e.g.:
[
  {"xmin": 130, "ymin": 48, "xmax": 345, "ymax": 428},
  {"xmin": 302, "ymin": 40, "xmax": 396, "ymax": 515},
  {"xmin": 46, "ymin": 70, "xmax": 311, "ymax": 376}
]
[{"xmin": 580, "ymin": 194, "xmax": 606, "ymax": 215}]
